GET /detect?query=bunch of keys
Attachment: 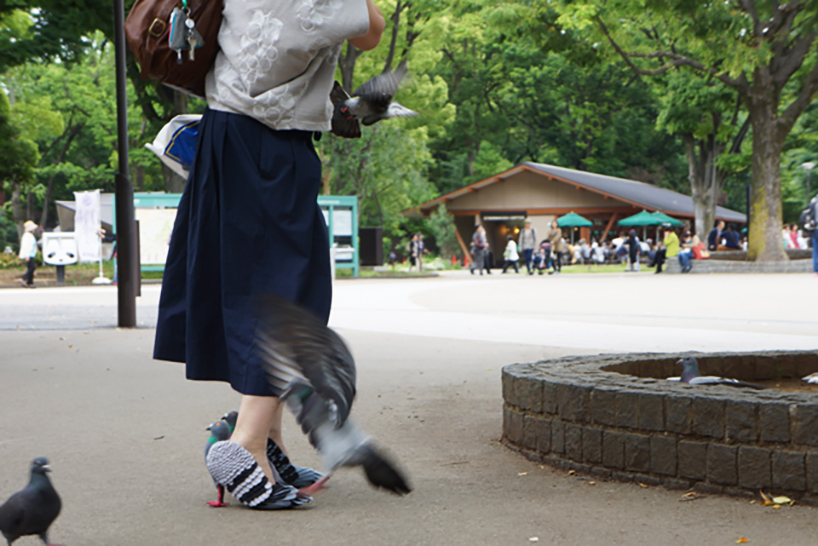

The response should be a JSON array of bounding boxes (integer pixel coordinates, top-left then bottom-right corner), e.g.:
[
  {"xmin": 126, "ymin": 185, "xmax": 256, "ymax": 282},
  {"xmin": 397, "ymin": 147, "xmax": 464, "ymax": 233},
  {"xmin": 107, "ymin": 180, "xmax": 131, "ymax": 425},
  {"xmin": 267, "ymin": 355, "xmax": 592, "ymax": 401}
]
[{"xmin": 169, "ymin": 2, "xmax": 204, "ymax": 64}]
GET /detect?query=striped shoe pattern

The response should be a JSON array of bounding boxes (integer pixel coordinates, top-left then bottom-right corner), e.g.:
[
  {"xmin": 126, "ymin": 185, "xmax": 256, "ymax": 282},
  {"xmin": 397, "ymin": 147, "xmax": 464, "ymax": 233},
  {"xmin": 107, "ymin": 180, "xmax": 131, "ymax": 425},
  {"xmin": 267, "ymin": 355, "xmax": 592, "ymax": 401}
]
[
  {"xmin": 206, "ymin": 441, "xmax": 310, "ymax": 510},
  {"xmin": 267, "ymin": 438, "xmax": 325, "ymax": 489}
]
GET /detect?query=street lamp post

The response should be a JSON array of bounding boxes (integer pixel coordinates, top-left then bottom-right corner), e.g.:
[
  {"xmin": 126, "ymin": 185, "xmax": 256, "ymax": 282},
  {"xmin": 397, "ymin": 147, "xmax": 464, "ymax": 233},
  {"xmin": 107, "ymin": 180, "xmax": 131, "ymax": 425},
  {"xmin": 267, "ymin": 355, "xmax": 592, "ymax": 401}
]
[{"xmin": 803, "ymin": 162, "xmax": 816, "ymax": 204}]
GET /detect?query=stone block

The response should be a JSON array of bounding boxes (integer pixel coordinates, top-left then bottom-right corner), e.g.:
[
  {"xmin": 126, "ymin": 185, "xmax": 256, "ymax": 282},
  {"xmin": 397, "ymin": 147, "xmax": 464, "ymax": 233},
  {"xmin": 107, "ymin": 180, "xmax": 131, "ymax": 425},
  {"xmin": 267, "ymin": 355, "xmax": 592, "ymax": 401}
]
[
  {"xmin": 806, "ymin": 453, "xmax": 818, "ymax": 495},
  {"xmin": 615, "ymin": 391, "xmax": 639, "ymax": 429},
  {"xmin": 501, "ymin": 371, "xmax": 515, "ymax": 407},
  {"xmin": 542, "ymin": 381, "xmax": 558, "ymax": 415},
  {"xmin": 518, "ymin": 376, "xmax": 544, "ymax": 413},
  {"xmin": 582, "ymin": 427, "xmax": 602, "ymax": 464},
  {"xmin": 638, "ymin": 392, "xmax": 664, "ymax": 432},
  {"xmin": 590, "ymin": 388, "xmax": 616, "ymax": 426},
  {"xmin": 663, "ymin": 478, "xmax": 691, "ymax": 490},
  {"xmin": 590, "ymin": 467, "xmax": 612, "ymax": 479},
  {"xmin": 551, "ymin": 420, "xmax": 565, "ymax": 455},
  {"xmin": 650, "ymin": 436, "xmax": 677, "ymax": 476},
  {"xmin": 737, "ymin": 447, "xmax": 771, "ymax": 490},
  {"xmin": 678, "ymin": 441, "xmax": 708, "ymax": 480},
  {"xmin": 624, "ymin": 434, "xmax": 650, "ymax": 473},
  {"xmin": 506, "ymin": 407, "xmax": 524, "ymax": 445},
  {"xmin": 602, "ymin": 431, "xmax": 625, "ymax": 470},
  {"xmin": 691, "ymin": 398, "xmax": 725, "ymax": 439},
  {"xmin": 665, "ymin": 396, "xmax": 692, "ymax": 434},
  {"xmin": 726, "ymin": 400, "xmax": 758, "ymax": 442},
  {"xmin": 772, "ymin": 451, "xmax": 806, "ymax": 492},
  {"xmin": 693, "ymin": 482, "xmax": 724, "ymax": 495},
  {"xmin": 633, "ymin": 474, "xmax": 662, "ymax": 487},
  {"xmin": 790, "ymin": 404, "xmax": 818, "ymax": 447},
  {"xmin": 522, "ymin": 415, "xmax": 539, "ymax": 451},
  {"xmin": 707, "ymin": 444, "xmax": 738, "ymax": 485},
  {"xmin": 759, "ymin": 402, "xmax": 790, "ymax": 443},
  {"xmin": 565, "ymin": 424, "xmax": 583, "ymax": 462},
  {"xmin": 557, "ymin": 383, "xmax": 590, "ymax": 422}
]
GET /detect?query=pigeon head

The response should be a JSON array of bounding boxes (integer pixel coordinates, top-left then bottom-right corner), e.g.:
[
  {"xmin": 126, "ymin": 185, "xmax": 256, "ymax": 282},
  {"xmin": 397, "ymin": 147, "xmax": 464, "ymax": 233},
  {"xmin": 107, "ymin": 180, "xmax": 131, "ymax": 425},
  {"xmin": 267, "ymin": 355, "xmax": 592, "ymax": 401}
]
[
  {"xmin": 207, "ymin": 420, "xmax": 232, "ymax": 442},
  {"xmin": 221, "ymin": 411, "xmax": 238, "ymax": 431},
  {"xmin": 676, "ymin": 356, "xmax": 701, "ymax": 383},
  {"xmin": 31, "ymin": 457, "xmax": 52, "ymax": 474}
]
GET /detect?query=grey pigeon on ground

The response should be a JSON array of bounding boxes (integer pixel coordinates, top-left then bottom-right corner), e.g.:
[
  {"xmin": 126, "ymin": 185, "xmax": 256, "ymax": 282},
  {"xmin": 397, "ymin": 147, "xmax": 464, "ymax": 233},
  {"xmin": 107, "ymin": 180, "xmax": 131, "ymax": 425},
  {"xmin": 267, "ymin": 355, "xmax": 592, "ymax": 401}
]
[
  {"xmin": 0, "ymin": 457, "xmax": 62, "ymax": 546},
  {"xmin": 255, "ymin": 294, "xmax": 412, "ymax": 496},
  {"xmin": 330, "ymin": 66, "xmax": 417, "ymax": 139},
  {"xmin": 674, "ymin": 356, "xmax": 766, "ymax": 389},
  {"xmin": 205, "ymin": 420, "xmax": 232, "ymax": 507}
]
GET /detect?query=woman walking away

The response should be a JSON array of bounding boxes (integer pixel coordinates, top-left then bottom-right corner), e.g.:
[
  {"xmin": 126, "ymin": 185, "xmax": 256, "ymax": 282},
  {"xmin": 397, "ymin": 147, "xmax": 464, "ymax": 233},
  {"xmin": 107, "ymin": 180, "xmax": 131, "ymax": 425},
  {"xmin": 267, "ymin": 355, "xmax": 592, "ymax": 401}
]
[
  {"xmin": 18, "ymin": 220, "xmax": 38, "ymax": 288},
  {"xmin": 152, "ymin": 0, "xmax": 385, "ymax": 510},
  {"xmin": 502, "ymin": 235, "xmax": 519, "ymax": 273}
]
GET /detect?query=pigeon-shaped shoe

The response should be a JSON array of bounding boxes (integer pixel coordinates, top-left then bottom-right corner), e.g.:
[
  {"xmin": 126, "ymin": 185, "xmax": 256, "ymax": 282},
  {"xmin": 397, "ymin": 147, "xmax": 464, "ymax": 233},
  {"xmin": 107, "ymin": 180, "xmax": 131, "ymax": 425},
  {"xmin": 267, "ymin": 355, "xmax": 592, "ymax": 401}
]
[
  {"xmin": 205, "ymin": 420, "xmax": 232, "ymax": 507},
  {"xmin": 255, "ymin": 294, "xmax": 412, "ymax": 497},
  {"xmin": 0, "ymin": 457, "xmax": 62, "ymax": 546},
  {"xmin": 330, "ymin": 66, "xmax": 417, "ymax": 139},
  {"xmin": 674, "ymin": 356, "xmax": 766, "ymax": 389}
]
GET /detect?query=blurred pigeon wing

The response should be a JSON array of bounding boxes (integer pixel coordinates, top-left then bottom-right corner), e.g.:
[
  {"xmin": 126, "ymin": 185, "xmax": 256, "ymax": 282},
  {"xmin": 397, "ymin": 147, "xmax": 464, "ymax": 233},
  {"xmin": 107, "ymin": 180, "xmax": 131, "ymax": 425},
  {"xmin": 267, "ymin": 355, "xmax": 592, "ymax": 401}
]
[
  {"xmin": 256, "ymin": 295, "xmax": 357, "ymax": 425},
  {"xmin": 353, "ymin": 69, "xmax": 405, "ymax": 105},
  {"xmin": 386, "ymin": 102, "xmax": 417, "ymax": 119}
]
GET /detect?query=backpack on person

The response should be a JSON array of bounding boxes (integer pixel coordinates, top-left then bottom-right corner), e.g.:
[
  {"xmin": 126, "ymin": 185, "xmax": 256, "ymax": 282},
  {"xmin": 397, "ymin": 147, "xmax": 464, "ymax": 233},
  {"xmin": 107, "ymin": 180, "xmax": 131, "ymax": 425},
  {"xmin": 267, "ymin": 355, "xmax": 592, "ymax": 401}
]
[{"xmin": 800, "ymin": 197, "xmax": 818, "ymax": 232}]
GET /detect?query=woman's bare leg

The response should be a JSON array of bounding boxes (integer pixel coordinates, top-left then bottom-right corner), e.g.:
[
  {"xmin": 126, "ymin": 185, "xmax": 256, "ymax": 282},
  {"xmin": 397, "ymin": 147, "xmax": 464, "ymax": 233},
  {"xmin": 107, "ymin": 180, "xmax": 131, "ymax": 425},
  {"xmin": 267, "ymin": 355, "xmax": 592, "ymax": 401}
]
[
  {"xmin": 229, "ymin": 395, "xmax": 279, "ymax": 482},
  {"xmin": 268, "ymin": 401, "xmax": 288, "ymax": 456}
]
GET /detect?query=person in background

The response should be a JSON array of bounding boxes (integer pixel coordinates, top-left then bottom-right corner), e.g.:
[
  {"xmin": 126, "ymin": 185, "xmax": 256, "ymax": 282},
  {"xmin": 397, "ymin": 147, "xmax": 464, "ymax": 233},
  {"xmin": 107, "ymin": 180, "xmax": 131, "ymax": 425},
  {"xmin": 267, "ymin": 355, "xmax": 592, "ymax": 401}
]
[
  {"xmin": 789, "ymin": 223, "xmax": 801, "ymax": 249},
  {"xmin": 407, "ymin": 234, "xmax": 418, "ymax": 271},
  {"xmin": 502, "ymin": 235, "xmax": 519, "ymax": 273},
  {"xmin": 18, "ymin": 220, "xmax": 39, "ymax": 288},
  {"xmin": 721, "ymin": 225, "xmax": 741, "ymax": 250},
  {"xmin": 415, "ymin": 233, "xmax": 427, "ymax": 272},
  {"xmin": 518, "ymin": 220, "xmax": 538, "ymax": 275},
  {"xmin": 662, "ymin": 227, "xmax": 680, "ymax": 273},
  {"xmin": 678, "ymin": 231, "xmax": 694, "ymax": 273},
  {"xmin": 707, "ymin": 220, "xmax": 724, "ymax": 251},
  {"xmin": 626, "ymin": 229, "xmax": 641, "ymax": 272},
  {"xmin": 547, "ymin": 219, "xmax": 566, "ymax": 274},
  {"xmin": 470, "ymin": 225, "xmax": 488, "ymax": 275}
]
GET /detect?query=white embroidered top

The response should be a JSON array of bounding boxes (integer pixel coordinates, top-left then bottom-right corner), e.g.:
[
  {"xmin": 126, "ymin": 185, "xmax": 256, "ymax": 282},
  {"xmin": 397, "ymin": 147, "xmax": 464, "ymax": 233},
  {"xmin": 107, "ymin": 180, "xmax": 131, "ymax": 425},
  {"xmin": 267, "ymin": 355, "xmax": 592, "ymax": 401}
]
[{"xmin": 206, "ymin": 0, "xmax": 370, "ymax": 131}]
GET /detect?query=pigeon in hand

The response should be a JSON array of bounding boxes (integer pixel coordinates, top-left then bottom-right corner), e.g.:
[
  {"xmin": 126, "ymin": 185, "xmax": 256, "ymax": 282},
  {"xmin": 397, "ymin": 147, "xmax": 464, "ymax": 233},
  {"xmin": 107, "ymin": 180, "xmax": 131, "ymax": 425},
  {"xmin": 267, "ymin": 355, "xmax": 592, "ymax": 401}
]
[
  {"xmin": 330, "ymin": 66, "xmax": 417, "ymax": 139},
  {"xmin": 0, "ymin": 457, "xmax": 62, "ymax": 546},
  {"xmin": 673, "ymin": 356, "xmax": 766, "ymax": 389},
  {"xmin": 255, "ymin": 294, "xmax": 412, "ymax": 497},
  {"xmin": 802, "ymin": 372, "xmax": 818, "ymax": 384},
  {"xmin": 205, "ymin": 420, "xmax": 232, "ymax": 507}
]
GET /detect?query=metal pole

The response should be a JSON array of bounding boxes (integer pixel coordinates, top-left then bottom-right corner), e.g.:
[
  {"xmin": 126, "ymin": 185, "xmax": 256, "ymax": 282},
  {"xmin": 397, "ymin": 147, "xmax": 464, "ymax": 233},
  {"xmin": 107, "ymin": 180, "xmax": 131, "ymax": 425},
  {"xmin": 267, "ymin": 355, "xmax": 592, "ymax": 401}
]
[{"xmin": 114, "ymin": 0, "xmax": 137, "ymax": 327}]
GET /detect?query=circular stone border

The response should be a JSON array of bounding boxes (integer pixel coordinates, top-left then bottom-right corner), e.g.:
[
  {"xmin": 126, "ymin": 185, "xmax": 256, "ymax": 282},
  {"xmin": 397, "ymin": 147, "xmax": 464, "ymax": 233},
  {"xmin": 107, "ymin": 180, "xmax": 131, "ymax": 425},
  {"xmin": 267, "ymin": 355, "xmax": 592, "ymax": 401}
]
[{"xmin": 502, "ymin": 351, "xmax": 818, "ymax": 500}]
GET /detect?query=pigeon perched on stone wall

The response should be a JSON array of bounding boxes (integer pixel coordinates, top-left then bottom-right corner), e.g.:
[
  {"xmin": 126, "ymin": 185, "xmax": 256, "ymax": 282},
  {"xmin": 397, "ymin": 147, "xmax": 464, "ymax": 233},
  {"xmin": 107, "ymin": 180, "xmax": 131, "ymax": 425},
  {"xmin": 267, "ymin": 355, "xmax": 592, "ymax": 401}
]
[
  {"xmin": 255, "ymin": 294, "xmax": 412, "ymax": 496},
  {"xmin": 330, "ymin": 66, "xmax": 417, "ymax": 139},
  {"xmin": 673, "ymin": 356, "xmax": 766, "ymax": 389},
  {"xmin": 0, "ymin": 458, "xmax": 62, "ymax": 546},
  {"xmin": 802, "ymin": 372, "xmax": 818, "ymax": 384}
]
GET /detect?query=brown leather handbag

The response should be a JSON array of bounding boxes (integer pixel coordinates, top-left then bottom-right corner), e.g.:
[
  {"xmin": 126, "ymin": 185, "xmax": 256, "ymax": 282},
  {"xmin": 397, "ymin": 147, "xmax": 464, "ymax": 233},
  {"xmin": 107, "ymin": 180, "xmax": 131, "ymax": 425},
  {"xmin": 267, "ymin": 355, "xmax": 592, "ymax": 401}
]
[{"xmin": 125, "ymin": 0, "xmax": 223, "ymax": 98}]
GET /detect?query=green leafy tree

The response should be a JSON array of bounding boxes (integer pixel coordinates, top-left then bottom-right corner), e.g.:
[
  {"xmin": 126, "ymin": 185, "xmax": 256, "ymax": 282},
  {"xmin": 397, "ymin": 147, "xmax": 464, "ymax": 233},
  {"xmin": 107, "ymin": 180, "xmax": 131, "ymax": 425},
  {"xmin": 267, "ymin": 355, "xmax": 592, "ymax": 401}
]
[
  {"xmin": 0, "ymin": 90, "xmax": 39, "ymax": 237},
  {"xmin": 556, "ymin": 0, "xmax": 818, "ymax": 261}
]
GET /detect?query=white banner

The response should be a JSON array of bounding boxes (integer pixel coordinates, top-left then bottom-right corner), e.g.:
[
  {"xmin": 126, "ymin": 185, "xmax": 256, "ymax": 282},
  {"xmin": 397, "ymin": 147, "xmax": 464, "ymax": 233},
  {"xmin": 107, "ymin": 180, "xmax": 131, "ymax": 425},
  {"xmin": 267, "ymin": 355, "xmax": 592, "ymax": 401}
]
[{"xmin": 74, "ymin": 190, "xmax": 101, "ymax": 263}]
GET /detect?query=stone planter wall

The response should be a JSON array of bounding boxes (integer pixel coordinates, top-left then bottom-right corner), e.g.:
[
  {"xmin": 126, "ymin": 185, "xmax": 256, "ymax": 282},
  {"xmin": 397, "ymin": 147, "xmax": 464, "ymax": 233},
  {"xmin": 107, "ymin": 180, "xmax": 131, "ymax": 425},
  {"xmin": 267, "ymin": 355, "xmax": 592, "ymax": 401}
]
[{"xmin": 502, "ymin": 351, "xmax": 818, "ymax": 500}]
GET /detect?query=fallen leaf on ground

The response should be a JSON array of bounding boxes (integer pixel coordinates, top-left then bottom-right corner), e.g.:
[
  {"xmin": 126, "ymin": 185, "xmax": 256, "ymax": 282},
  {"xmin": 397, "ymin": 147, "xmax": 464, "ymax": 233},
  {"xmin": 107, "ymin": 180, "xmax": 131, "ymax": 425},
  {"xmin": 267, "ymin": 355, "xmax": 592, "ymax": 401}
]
[
  {"xmin": 517, "ymin": 472, "xmax": 528, "ymax": 476},
  {"xmin": 736, "ymin": 537, "xmax": 748, "ymax": 543},
  {"xmin": 588, "ymin": 481, "xmax": 596, "ymax": 486},
  {"xmin": 772, "ymin": 496, "xmax": 792, "ymax": 505},
  {"xmin": 567, "ymin": 470, "xmax": 576, "ymax": 476},
  {"xmin": 638, "ymin": 482, "xmax": 649, "ymax": 488},
  {"xmin": 679, "ymin": 491, "xmax": 704, "ymax": 502},
  {"xmin": 759, "ymin": 490, "xmax": 773, "ymax": 506},
  {"xmin": 529, "ymin": 538, "xmax": 539, "ymax": 542}
]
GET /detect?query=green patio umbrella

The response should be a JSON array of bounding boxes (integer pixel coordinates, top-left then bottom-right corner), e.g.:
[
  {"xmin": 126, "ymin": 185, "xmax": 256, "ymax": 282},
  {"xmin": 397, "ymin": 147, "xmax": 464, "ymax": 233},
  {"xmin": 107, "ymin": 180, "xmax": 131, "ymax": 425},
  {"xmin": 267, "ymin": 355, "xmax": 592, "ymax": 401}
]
[
  {"xmin": 557, "ymin": 211, "xmax": 593, "ymax": 227},
  {"xmin": 617, "ymin": 210, "xmax": 662, "ymax": 226},
  {"xmin": 650, "ymin": 211, "xmax": 682, "ymax": 226}
]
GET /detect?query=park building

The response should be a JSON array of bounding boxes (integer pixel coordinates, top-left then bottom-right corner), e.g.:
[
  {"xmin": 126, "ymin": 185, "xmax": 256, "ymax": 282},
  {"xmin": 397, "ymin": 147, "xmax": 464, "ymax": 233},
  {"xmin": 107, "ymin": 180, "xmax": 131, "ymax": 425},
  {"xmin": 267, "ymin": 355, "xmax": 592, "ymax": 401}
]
[{"xmin": 406, "ymin": 162, "xmax": 746, "ymax": 262}]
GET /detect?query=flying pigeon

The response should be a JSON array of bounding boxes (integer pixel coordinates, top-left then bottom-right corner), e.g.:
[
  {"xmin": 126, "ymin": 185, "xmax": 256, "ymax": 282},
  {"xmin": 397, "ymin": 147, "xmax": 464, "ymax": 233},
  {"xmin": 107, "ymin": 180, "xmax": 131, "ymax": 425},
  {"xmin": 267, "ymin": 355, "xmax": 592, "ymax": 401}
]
[
  {"xmin": 802, "ymin": 372, "xmax": 818, "ymax": 384},
  {"xmin": 218, "ymin": 410, "xmax": 323, "ymax": 489},
  {"xmin": 330, "ymin": 66, "xmax": 417, "ymax": 139},
  {"xmin": 255, "ymin": 294, "xmax": 412, "ymax": 497},
  {"xmin": 205, "ymin": 420, "xmax": 232, "ymax": 507},
  {"xmin": 672, "ymin": 356, "xmax": 766, "ymax": 389},
  {"xmin": 0, "ymin": 457, "xmax": 62, "ymax": 546}
]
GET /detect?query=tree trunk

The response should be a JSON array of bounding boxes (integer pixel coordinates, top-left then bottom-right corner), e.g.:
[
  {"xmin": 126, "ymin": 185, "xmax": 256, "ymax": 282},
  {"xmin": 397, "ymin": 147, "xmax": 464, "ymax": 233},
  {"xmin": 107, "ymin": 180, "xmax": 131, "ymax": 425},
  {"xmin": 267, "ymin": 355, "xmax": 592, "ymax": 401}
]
[
  {"xmin": 746, "ymin": 89, "xmax": 787, "ymax": 262},
  {"xmin": 39, "ymin": 121, "xmax": 85, "ymax": 229},
  {"xmin": 163, "ymin": 165, "xmax": 186, "ymax": 193},
  {"xmin": 684, "ymin": 134, "xmax": 719, "ymax": 239}
]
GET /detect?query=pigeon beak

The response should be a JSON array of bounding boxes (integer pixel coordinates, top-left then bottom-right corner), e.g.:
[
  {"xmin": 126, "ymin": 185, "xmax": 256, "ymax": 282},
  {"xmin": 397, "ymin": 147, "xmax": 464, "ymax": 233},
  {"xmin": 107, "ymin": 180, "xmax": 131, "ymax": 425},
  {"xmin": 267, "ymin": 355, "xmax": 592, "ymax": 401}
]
[
  {"xmin": 42, "ymin": 465, "xmax": 52, "ymax": 472},
  {"xmin": 206, "ymin": 425, "xmax": 212, "ymax": 430}
]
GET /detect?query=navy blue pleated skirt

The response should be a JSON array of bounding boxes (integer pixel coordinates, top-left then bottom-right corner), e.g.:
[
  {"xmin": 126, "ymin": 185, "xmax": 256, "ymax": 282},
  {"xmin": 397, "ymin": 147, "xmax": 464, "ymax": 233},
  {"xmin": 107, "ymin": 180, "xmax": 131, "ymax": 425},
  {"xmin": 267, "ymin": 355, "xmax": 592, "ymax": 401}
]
[{"xmin": 153, "ymin": 108, "xmax": 332, "ymax": 396}]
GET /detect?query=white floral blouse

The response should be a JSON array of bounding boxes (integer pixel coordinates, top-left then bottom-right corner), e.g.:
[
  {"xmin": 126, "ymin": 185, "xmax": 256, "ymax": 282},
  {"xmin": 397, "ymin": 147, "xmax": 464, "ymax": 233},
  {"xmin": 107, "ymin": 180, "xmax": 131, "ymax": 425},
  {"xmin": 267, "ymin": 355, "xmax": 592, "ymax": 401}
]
[{"xmin": 206, "ymin": 0, "xmax": 370, "ymax": 131}]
